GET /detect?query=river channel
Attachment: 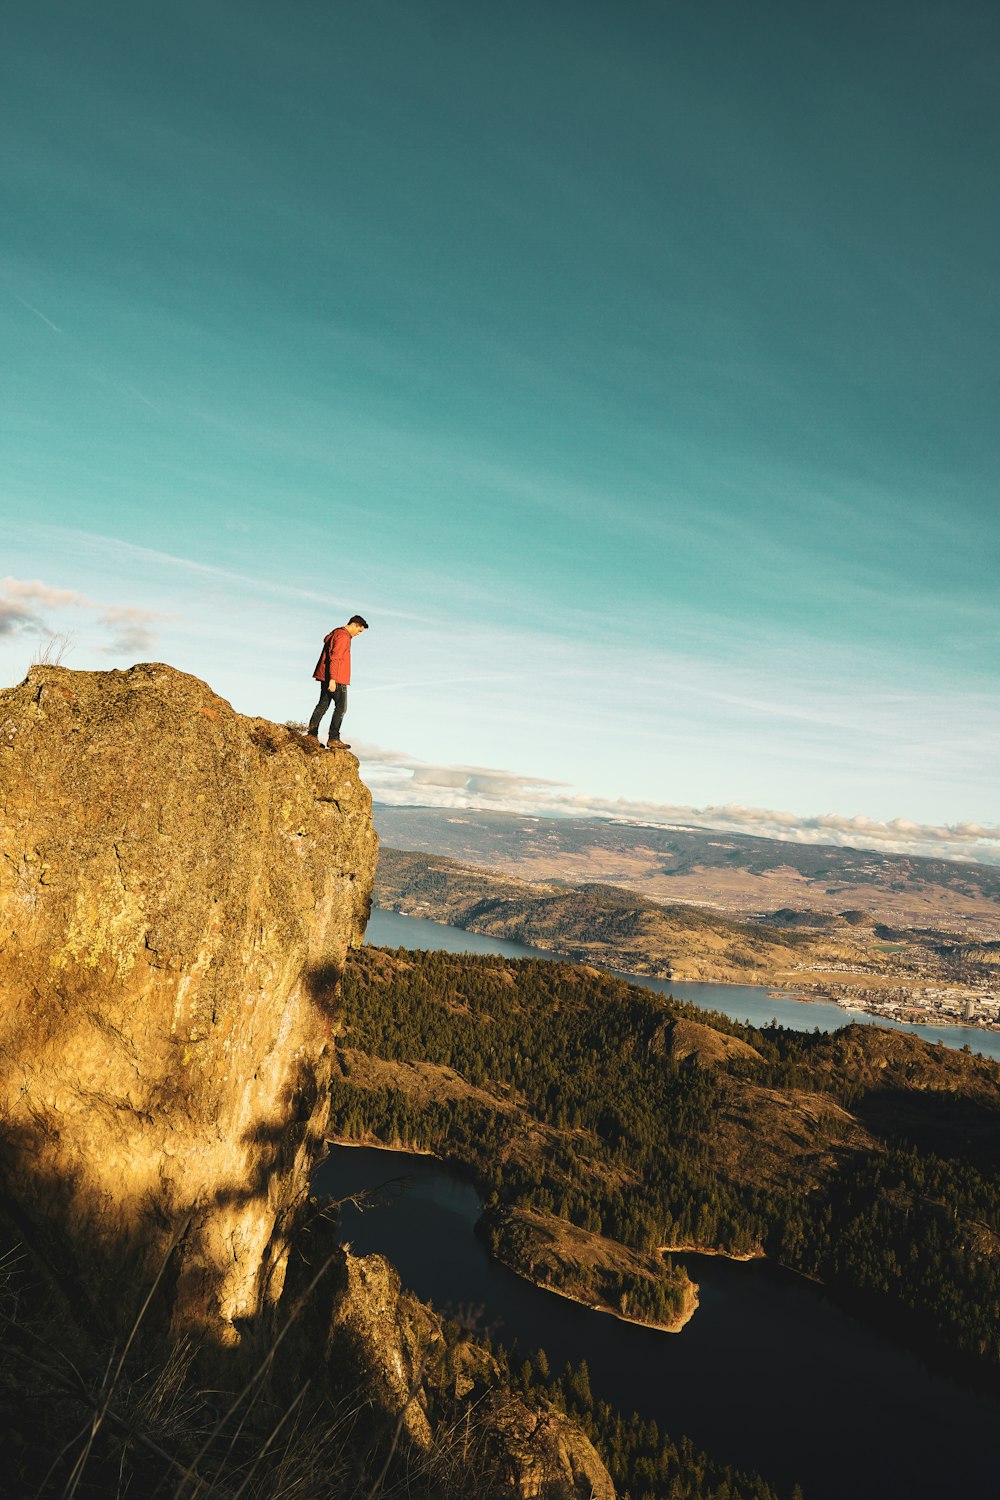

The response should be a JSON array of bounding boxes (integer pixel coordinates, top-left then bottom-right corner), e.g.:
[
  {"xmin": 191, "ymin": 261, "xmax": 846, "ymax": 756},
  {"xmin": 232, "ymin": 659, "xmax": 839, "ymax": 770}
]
[
  {"xmin": 316, "ymin": 1146, "xmax": 997, "ymax": 1500},
  {"xmin": 365, "ymin": 906, "xmax": 1000, "ymax": 1061}
]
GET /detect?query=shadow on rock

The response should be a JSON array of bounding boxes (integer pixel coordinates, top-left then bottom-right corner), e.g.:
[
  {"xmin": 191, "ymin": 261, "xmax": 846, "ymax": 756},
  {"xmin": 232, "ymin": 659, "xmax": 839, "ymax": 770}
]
[{"xmin": 0, "ymin": 1186, "xmax": 603, "ymax": 1500}]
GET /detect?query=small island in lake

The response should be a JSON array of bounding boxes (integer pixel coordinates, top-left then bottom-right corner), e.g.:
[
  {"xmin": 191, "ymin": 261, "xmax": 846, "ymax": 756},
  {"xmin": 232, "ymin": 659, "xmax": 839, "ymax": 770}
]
[{"xmin": 480, "ymin": 1203, "xmax": 700, "ymax": 1332}]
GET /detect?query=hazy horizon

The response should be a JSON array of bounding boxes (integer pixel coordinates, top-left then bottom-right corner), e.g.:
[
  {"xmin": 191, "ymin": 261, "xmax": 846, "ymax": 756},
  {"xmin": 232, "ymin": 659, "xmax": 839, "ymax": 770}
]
[{"xmin": 365, "ymin": 767, "xmax": 1000, "ymax": 868}]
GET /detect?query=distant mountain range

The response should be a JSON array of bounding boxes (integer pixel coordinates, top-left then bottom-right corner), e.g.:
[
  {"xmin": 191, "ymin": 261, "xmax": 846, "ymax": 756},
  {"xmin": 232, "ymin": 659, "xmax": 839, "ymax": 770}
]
[{"xmin": 373, "ymin": 805, "xmax": 1000, "ymax": 935}]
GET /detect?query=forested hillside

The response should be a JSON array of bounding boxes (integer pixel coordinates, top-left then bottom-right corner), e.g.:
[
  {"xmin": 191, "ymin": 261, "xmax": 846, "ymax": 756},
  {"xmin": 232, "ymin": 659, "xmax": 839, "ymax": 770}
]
[
  {"xmin": 374, "ymin": 846, "xmax": 818, "ymax": 980},
  {"xmin": 330, "ymin": 948, "xmax": 1000, "ymax": 1369}
]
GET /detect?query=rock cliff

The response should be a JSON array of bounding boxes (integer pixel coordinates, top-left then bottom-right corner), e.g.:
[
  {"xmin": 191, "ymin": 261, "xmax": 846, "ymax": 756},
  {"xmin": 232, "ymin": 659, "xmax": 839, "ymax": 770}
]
[
  {"xmin": 0, "ymin": 662, "xmax": 377, "ymax": 1343},
  {"xmin": 0, "ymin": 662, "xmax": 615, "ymax": 1497}
]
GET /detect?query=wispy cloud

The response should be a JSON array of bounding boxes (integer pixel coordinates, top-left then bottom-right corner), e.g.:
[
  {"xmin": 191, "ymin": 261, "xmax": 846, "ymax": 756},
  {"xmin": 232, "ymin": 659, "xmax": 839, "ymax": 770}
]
[
  {"xmin": 0, "ymin": 576, "xmax": 167, "ymax": 656},
  {"xmin": 358, "ymin": 743, "xmax": 1000, "ymax": 867},
  {"xmin": 17, "ymin": 525, "xmax": 434, "ymax": 624},
  {"xmin": 0, "ymin": 599, "xmax": 43, "ymax": 636},
  {"xmin": 2, "ymin": 578, "xmax": 89, "ymax": 609},
  {"xmin": 97, "ymin": 605, "xmax": 160, "ymax": 654},
  {"xmin": 362, "ymin": 672, "xmax": 519, "ymax": 695}
]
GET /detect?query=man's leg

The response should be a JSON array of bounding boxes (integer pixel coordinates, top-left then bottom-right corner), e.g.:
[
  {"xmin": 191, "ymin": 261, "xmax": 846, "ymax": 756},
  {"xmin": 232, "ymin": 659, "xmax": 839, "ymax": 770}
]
[
  {"xmin": 328, "ymin": 683, "xmax": 349, "ymax": 743},
  {"xmin": 307, "ymin": 685, "xmax": 333, "ymax": 737}
]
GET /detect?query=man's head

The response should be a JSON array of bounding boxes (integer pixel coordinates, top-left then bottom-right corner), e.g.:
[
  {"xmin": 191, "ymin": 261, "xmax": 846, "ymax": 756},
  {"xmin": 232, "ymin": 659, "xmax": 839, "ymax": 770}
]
[{"xmin": 346, "ymin": 615, "xmax": 369, "ymax": 636}]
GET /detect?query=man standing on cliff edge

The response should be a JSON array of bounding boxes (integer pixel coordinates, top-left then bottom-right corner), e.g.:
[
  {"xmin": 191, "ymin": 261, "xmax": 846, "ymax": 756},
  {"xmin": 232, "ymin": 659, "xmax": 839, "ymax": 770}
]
[{"xmin": 307, "ymin": 614, "xmax": 368, "ymax": 749}]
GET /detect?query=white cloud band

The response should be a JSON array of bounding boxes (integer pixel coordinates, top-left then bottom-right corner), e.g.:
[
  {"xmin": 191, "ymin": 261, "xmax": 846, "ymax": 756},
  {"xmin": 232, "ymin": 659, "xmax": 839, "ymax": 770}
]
[{"xmin": 357, "ymin": 743, "xmax": 1000, "ymax": 867}]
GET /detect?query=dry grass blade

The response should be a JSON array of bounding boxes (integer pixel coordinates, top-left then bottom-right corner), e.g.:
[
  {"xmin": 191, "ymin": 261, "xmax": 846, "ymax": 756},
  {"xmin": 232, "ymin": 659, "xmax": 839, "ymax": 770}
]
[
  {"xmin": 30, "ymin": 633, "xmax": 72, "ymax": 668},
  {"xmin": 173, "ymin": 1242, "xmax": 347, "ymax": 1500},
  {"xmin": 61, "ymin": 1212, "xmax": 193, "ymax": 1500},
  {"xmin": 362, "ymin": 1354, "xmax": 427, "ymax": 1500},
  {"xmin": 226, "ymin": 1382, "xmax": 310, "ymax": 1500},
  {"xmin": 2, "ymin": 1333, "xmax": 208, "ymax": 1497}
]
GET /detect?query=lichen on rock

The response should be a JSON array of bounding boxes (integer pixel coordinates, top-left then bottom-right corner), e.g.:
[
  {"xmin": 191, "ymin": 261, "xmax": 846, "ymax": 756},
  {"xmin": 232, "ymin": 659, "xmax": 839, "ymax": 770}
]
[{"xmin": 0, "ymin": 662, "xmax": 378, "ymax": 1344}]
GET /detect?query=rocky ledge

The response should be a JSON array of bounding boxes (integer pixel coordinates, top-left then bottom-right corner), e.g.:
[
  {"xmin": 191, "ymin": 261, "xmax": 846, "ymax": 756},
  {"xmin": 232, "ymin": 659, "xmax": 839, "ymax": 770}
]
[{"xmin": 0, "ymin": 662, "xmax": 377, "ymax": 1344}]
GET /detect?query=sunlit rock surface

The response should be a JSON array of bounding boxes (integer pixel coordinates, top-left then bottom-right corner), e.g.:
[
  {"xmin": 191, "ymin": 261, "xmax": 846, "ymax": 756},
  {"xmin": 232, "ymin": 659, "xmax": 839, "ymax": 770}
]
[
  {"xmin": 0, "ymin": 662, "xmax": 377, "ymax": 1343},
  {"xmin": 329, "ymin": 1250, "xmax": 436, "ymax": 1449},
  {"xmin": 328, "ymin": 1247, "xmax": 617, "ymax": 1499},
  {"xmin": 486, "ymin": 1399, "xmax": 617, "ymax": 1500}
]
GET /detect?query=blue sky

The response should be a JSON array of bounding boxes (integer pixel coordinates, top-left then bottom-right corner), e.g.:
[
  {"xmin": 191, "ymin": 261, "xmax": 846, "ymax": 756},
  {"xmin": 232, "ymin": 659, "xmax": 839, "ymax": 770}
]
[{"xmin": 2, "ymin": 0, "xmax": 998, "ymax": 854}]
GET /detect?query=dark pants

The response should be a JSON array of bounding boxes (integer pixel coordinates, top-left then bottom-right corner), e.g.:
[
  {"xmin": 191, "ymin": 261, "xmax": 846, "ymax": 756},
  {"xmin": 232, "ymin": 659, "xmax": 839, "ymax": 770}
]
[{"xmin": 308, "ymin": 683, "xmax": 348, "ymax": 742}]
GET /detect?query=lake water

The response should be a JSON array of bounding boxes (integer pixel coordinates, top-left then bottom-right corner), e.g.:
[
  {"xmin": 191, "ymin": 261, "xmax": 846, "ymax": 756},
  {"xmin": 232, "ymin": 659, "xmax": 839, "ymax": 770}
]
[
  {"xmin": 315, "ymin": 1145, "xmax": 999, "ymax": 1500},
  {"xmin": 366, "ymin": 907, "xmax": 1000, "ymax": 1061}
]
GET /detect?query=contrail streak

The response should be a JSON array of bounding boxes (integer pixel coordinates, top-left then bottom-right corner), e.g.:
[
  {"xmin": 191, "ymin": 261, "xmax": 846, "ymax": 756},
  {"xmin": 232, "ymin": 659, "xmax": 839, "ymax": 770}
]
[
  {"xmin": 17, "ymin": 523, "xmax": 432, "ymax": 622},
  {"xmin": 120, "ymin": 381, "xmax": 161, "ymax": 413},
  {"xmin": 14, "ymin": 294, "xmax": 61, "ymax": 333}
]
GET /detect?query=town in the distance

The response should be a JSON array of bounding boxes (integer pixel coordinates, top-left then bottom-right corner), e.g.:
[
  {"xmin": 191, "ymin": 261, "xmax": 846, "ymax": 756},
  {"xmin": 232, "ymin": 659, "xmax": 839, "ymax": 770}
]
[{"xmin": 372, "ymin": 805, "xmax": 1000, "ymax": 1034}]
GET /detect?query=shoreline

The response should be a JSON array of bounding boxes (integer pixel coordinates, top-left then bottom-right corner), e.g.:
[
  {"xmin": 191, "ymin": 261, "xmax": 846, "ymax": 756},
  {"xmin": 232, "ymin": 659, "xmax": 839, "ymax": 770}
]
[
  {"xmin": 324, "ymin": 1133, "xmax": 440, "ymax": 1160},
  {"xmin": 369, "ymin": 905, "xmax": 1000, "ymax": 1037},
  {"xmin": 323, "ymin": 1137, "xmax": 699, "ymax": 1334},
  {"xmin": 371, "ymin": 903, "xmax": 825, "ymax": 995},
  {"xmin": 660, "ymin": 1242, "xmax": 763, "ymax": 1263},
  {"xmin": 495, "ymin": 1262, "xmax": 700, "ymax": 1336}
]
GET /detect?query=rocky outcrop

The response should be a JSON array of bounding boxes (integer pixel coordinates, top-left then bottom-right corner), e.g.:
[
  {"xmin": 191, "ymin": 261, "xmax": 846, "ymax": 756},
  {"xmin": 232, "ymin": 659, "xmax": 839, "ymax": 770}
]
[
  {"xmin": 0, "ymin": 663, "xmax": 377, "ymax": 1344},
  {"xmin": 327, "ymin": 1246, "xmax": 616, "ymax": 1499},
  {"xmin": 484, "ymin": 1399, "xmax": 616, "ymax": 1500},
  {"xmin": 650, "ymin": 1016, "xmax": 762, "ymax": 1068},
  {"xmin": 482, "ymin": 1204, "xmax": 698, "ymax": 1334},
  {"xmin": 328, "ymin": 1250, "xmax": 436, "ymax": 1449},
  {"xmin": 0, "ymin": 662, "xmax": 615, "ymax": 1496}
]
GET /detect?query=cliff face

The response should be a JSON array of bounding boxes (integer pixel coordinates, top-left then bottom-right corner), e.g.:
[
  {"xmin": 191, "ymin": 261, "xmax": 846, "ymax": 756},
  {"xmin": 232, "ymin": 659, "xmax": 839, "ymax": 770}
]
[{"xmin": 0, "ymin": 662, "xmax": 377, "ymax": 1343}]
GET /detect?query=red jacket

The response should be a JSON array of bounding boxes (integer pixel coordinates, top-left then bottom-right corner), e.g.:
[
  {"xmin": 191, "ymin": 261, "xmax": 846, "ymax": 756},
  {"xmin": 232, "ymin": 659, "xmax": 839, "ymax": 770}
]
[{"xmin": 313, "ymin": 627, "xmax": 352, "ymax": 685}]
